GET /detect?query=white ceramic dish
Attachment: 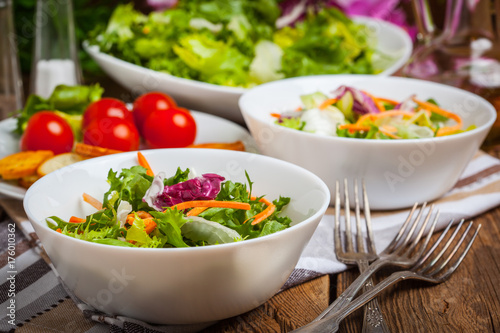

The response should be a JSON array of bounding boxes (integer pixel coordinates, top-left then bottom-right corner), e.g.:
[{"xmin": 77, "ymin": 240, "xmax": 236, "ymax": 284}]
[
  {"xmin": 239, "ymin": 75, "xmax": 497, "ymax": 210},
  {"xmin": 0, "ymin": 111, "xmax": 258, "ymax": 200},
  {"xmin": 83, "ymin": 16, "xmax": 413, "ymax": 124},
  {"xmin": 23, "ymin": 148, "xmax": 330, "ymax": 324}
]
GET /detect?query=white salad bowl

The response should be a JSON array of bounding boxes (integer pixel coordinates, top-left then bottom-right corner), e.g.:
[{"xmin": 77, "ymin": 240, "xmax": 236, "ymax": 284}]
[
  {"xmin": 83, "ymin": 16, "xmax": 412, "ymax": 124},
  {"xmin": 23, "ymin": 148, "xmax": 330, "ymax": 324},
  {"xmin": 239, "ymin": 75, "xmax": 497, "ymax": 210}
]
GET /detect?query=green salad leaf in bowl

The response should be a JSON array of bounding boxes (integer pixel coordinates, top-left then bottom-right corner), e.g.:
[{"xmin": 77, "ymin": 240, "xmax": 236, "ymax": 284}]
[{"xmin": 87, "ymin": 0, "xmax": 386, "ymax": 88}]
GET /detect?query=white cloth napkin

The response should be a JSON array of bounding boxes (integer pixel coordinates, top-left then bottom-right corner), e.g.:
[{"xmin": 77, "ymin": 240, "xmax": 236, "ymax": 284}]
[{"xmin": 296, "ymin": 151, "xmax": 500, "ymax": 275}]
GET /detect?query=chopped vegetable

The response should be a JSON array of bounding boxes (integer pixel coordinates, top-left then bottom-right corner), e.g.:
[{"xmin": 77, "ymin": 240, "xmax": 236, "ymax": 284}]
[
  {"xmin": 87, "ymin": 2, "xmax": 384, "ymax": 88},
  {"xmin": 275, "ymin": 86, "xmax": 472, "ymax": 140},
  {"xmin": 46, "ymin": 156, "xmax": 293, "ymax": 247}
]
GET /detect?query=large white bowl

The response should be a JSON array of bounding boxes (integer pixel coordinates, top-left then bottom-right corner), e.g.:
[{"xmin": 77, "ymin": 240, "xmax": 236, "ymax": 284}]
[
  {"xmin": 239, "ymin": 75, "xmax": 497, "ymax": 210},
  {"xmin": 84, "ymin": 16, "xmax": 412, "ymax": 124},
  {"xmin": 23, "ymin": 148, "xmax": 330, "ymax": 324}
]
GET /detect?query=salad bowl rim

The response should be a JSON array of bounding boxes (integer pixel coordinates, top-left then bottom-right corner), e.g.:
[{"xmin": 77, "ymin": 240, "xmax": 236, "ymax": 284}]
[
  {"xmin": 23, "ymin": 148, "xmax": 331, "ymax": 252},
  {"xmin": 239, "ymin": 74, "xmax": 497, "ymax": 145}
]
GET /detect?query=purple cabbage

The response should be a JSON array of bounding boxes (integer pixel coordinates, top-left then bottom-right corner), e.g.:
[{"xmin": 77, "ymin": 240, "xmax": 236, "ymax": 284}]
[
  {"xmin": 331, "ymin": 85, "xmax": 380, "ymax": 115},
  {"xmin": 153, "ymin": 173, "xmax": 225, "ymax": 210},
  {"xmin": 146, "ymin": 0, "xmax": 178, "ymax": 11}
]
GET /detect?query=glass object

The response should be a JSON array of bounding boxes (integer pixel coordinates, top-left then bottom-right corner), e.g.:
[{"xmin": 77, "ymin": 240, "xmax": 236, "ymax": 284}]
[
  {"xmin": 31, "ymin": 0, "xmax": 82, "ymax": 99},
  {"xmin": 402, "ymin": 0, "xmax": 500, "ymax": 146},
  {"xmin": 0, "ymin": 0, "xmax": 24, "ymax": 120}
]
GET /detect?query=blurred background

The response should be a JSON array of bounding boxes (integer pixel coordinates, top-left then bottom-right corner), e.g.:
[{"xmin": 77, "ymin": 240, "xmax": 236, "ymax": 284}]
[{"xmin": 12, "ymin": 0, "xmax": 447, "ymax": 83}]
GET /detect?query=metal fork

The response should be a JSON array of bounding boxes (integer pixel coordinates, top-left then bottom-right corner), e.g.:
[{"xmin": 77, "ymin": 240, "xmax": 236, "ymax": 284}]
[
  {"xmin": 291, "ymin": 218, "xmax": 481, "ymax": 332},
  {"xmin": 313, "ymin": 200, "xmax": 439, "ymax": 322},
  {"xmin": 334, "ymin": 179, "xmax": 390, "ymax": 333}
]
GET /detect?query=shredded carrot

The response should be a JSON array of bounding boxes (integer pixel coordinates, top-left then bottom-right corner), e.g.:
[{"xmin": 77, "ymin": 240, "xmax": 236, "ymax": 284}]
[
  {"xmin": 83, "ymin": 193, "xmax": 103, "ymax": 210},
  {"xmin": 270, "ymin": 113, "xmax": 282, "ymax": 118},
  {"xmin": 245, "ymin": 196, "xmax": 276, "ymax": 225},
  {"xmin": 186, "ymin": 206, "xmax": 209, "ymax": 216},
  {"xmin": 362, "ymin": 90, "xmax": 385, "ymax": 112},
  {"xmin": 379, "ymin": 125, "xmax": 398, "ymax": 133},
  {"xmin": 295, "ymin": 106, "xmax": 303, "ymax": 111},
  {"xmin": 318, "ymin": 98, "xmax": 338, "ymax": 110},
  {"xmin": 377, "ymin": 97, "xmax": 399, "ymax": 105},
  {"xmin": 379, "ymin": 129, "xmax": 401, "ymax": 139},
  {"xmin": 56, "ymin": 228, "xmax": 62, "ymax": 233},
  {"xmin": 338, "ymin": 124, "xmax": 372, "ymax": 131},
  {"xmin": 126, "ymin": 211, "xmax": 157, "ymax": 234},
  {"xmin": 355, "ymin": 110, "xmax": 416, "ymax": 126},
  {"xmin": 69, "ymin": 216, "xmax": 86, "ymax": 223},
  {"xmin": 170, "ymin": 200, "xmax": 251, "ymax": 211},
  {"xmin": 412, "ymin": 98, "xmax": 463, "ymax": 136},
  {"xmin": 137, "ymin": 152, "xmax": 154, "ymax": 177}
]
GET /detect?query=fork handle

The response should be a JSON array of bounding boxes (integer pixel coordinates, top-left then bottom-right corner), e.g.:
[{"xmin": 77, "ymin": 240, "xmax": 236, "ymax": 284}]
[
  {"xmin": 291, "ymin": 271, "xmax": 410, "ymax": 333},
  {"xmin": 358, "ymin": 260, "xmax": 391, "ymax": 333}
]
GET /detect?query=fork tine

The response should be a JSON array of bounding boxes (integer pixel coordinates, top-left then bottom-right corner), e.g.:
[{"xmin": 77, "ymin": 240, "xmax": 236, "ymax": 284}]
[
  {"xmin": 413, "ymin": 217, "xmax": 455, "ymax": 269},
  {"xmin": 434, "ymin": 223, "xmax": 481, "ymax": 282},
  {"xmin": 405, "ymin": 204, "xmax": 437, "ymax": 255},
  {"xmin": 353, "ymin": 179, "xmax": 365, "ymax": 253},
  {"xmin": 425, "ymin": 219, "xmax": 465, "ymax": 271},
  {"xmin": 344, "ymin": 179, "xmax": 354, "ymax": 253},
  {"xmin": 425, "ymin": 220, "xmax": 472, "ymax": 275},
  {"xmin": 385, "ymin": 202, "xmax": 419, "ymax": 253},
  {"xmin": 362, "ymin": 180, "xmax": 376, "ymax": 255},
  {"xmin": 394, "ymin": 202, "xmax": 428, "ymax": 254},
  {"xmin": 334, "ymin": 180, "xmax": 342, "ymax": 255}
]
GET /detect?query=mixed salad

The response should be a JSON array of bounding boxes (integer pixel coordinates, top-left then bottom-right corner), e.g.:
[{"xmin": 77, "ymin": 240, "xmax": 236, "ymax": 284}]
[
  {"xmin": 46, "ymin": 153, "xmax": 292, "ymax": 248},
  {"xmin": 87, "ymin": 1, "xmax": 387, "ymax": 88},
  {"xmin": 274, "ymin": 86, "xmax": 475, "ymax": 139}
]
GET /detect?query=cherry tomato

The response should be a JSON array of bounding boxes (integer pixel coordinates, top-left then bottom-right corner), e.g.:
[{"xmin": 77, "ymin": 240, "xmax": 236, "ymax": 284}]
[
  {"xmin": 142, "ymin": 108, "xmax": 197, "ymax": 148},
  {"xmin": 21, "ymin": 111, "xmax": 74, "ymax": 155},
  {"xmin": 132, "ymin": 92, "xmax": 177, "ymax": 134},
  {"xmin": 82, "ymin": 98, "xmax": 133, "ymax": 129},
  {"xmin": 83, "ymin": 117, "xmax": 140, "ymax": 151}
]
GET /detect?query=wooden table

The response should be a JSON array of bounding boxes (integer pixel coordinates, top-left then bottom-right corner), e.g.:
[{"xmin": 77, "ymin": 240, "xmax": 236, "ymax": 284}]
[{"xmin": 201, "ymin": 147, "xmax": 500, "ymax": 333}]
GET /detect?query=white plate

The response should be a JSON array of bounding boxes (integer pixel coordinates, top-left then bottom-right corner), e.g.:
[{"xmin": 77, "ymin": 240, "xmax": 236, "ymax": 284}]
[
  {"xmin": 0, "ymin": 111, "xmax": 258, "ymax": 200},
  {"xmin": 83, "ymin": 16, "xmax": 413, "ymax": 124}
]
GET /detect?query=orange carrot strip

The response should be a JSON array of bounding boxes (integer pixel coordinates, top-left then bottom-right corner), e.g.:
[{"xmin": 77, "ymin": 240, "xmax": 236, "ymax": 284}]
[
  {"xmin": 69, "ymin": 216, "xmax": 86, "ymax": 223},
  {"xmin": 412, "ymin": 98, "xmax": 463, "ymax": 136},
  {"xmin": 126, "ymin": 211, "xmax": 157, "ymax": 234},
  {"xmin": 377, "ymin": 97, "xmax": 400, "ymax": 105},
  {"xmin": 270, "ymin": 113, "xmax": 282, "ymax": 118},
  {"xmin": 83, "ymin": 193, "xmax": 103, "ymax": 210},
  {"xmin": 186, "ymin": 206, "xmax": 209, "ymax": 216},
  {"xmin": 318, "ymin": 98, "xmax": 338, "ymax": 110},
  {"xmin": 248, "ymin": 204, "xmax": 276, "ymax": 225},
  {"xmin": 56, "ymin": 228, "xmax": 62, "ymax": 233},
  {"xmin": 170, "ymin": 200, "xmax": 251, "ymax": 211},
  {"xmin": 143, "ymin": 219, "xmax": 157, "ymax": 234},
  {"xmin": 245, "ymin": 196, "xmax": 276, "ymax": 225},
  {"xmin": 338, "ymin": 124, "xmax": 372, "ymax": 131},
  {"xmin": 379, "ymin": 129, "xmax": 401, "ymax": 139},
  {"xmin": 362, "ymin": 90, "xmax": 385, "ymax": 112},
  {"xmin": 137, "ymin": 152, "xmax": 154, "ymax": 177},
  {"xmin": 355, "ymin": 110, "xmax": 416, "ymax": 126}
]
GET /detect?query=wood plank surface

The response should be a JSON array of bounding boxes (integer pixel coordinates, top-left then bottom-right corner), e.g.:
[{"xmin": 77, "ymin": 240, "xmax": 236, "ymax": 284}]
[
  {"xmin": 202, "ymin": 275, "xmax": 330, "ymax": 332},
  {"xmin": 336, "ymin": 206, "xmax": 500, "ymax": 333}
]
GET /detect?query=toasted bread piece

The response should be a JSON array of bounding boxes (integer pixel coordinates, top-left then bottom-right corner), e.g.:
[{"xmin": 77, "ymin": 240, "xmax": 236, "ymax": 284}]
[
  {"xmin": 18, "ymin": 174, "xmax": 41, "ymax": 189},
  {"xmin": 37, "ymin": 152, "xmax": 85, "ymax": 176},
  {"xmin": 74, "ymin": 142, "xmax": 123, "ymax": 158},
  {"xmin": 188, "ymin": 140, "xmax": 245, "ymax": 151},
  {"xmin": 0, "ymin": 150, "xmax": 54, "ymax": 180}
]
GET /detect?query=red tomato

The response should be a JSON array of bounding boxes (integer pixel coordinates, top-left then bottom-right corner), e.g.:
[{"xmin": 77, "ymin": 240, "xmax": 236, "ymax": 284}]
[
  {"xmin": 21, "ymin": 111, "xmax": 74, "ymax": 154},
  {"xmin": 82, "ymin": 98, "xmax": 133, "ymax": 129},
  {"xmin": 83, "ymin": 118, "xmax": 140, "ymax": 151},
  {"xmin": 132, "ymin": 92, "xmax": 177, "ymax": 134},
  {"xmin": 142, "ymin": 108, "xmax": 197, "ymax": 148}
]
